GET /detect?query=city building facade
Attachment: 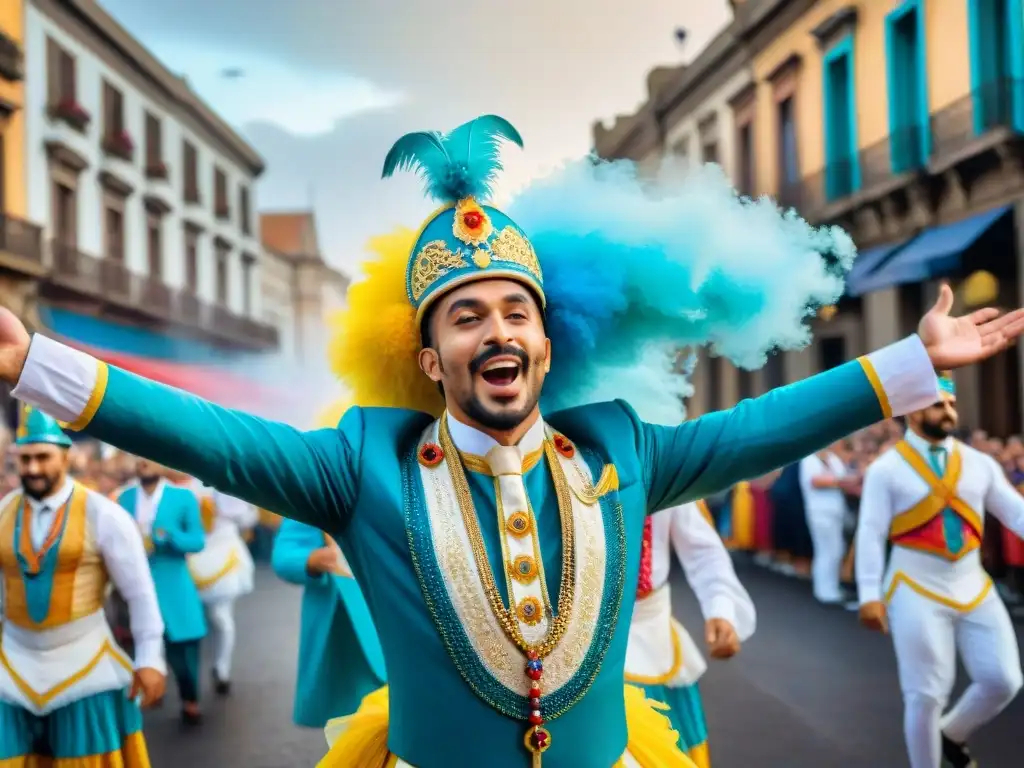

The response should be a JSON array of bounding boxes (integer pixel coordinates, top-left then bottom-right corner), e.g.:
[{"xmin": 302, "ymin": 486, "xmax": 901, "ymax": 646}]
[
  {"xmin": 0, "ymin": 0, "xmax": 43, "ymax": 327},
  {"xmin": 596, "ymin": 0, "xmax": 1024, "ymax": 435},
  {"xmin": 23, "ymin": 0, "xmax": 279, "ymax": 378},
  {"xmin": 260, "ymin": 210, "xmax": 349, "ymax": 366}
]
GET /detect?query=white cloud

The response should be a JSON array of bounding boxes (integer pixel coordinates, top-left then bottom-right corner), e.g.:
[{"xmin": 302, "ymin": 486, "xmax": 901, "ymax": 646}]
[{"xmin": 140, "ymin": 40, "xmax": 404, "ymax": 136}]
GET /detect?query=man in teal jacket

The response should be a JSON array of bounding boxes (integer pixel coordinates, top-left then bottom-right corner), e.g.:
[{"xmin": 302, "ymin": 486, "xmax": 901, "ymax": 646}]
[
  {"xmin": 118, "ymin": 460, "xmax": 207, "ymax": 725},
  {"xmin": 1, "ymin": 115, "xmax": 1023, "ymax": 767},
  {"xmin": 271, "ymin": 518, "xmax": 385, "ymax": 728}
]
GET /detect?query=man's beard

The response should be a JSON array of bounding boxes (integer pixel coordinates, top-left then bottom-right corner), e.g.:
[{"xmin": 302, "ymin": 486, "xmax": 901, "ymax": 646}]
[
  {"xmin": 920, "ymin": 417, "xmax": 955, "ymax": 441},
  {"xmin": 138, "ymin": 473, "xmax": 161, "ymax": 485},
  {"xmin": 459, "ymin": 344, "xmax": 539, "ymax": 431},
  {"xmin": 21, "ymin": 474, "xmax": 59, "ymax": 500}
]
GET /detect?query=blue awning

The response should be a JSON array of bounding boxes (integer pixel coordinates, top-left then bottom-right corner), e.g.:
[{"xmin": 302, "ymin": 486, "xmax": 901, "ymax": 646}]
[
  {"xmin": 845, "ymin": 241, "xmax": 909, "ymax": 298},
  {"xmin": 851, "ymin": 205, "xmax": 1011, "ymax": 296}
]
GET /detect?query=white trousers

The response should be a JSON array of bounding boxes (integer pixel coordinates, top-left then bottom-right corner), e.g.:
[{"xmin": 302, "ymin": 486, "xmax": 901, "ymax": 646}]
[
  {"xmin": 806, "ymin": 510, "xmax": 845, "ymax": 602},
  {"xmin": 888, "ymin": 585, "xmax": 1023, "ymax": 768},
  {"xmin": 204, "ymin": 598, "xmax": 236, "ymax": 680}
]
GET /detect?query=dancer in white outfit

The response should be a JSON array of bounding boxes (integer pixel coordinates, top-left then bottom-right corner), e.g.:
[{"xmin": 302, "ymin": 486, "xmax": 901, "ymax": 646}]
[
  {"xmin": 186, "ymin": 484, "xmax": 257, "ymax": 694},
  {"xmin": 856, "ymin": 374, "xmax": 1024, "ymax": 768},
  {"xmin": 625, "ymin": 500, "xmax": 756, "ymax": 767},
  {"xmin": 799, "ymin": 444, "xmax": 855, "ymax": 606}
]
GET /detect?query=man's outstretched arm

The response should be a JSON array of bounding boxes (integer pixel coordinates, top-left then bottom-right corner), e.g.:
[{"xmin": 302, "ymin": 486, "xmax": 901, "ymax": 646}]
[{"xmin": 12, "ymin": 335, "xmax": 360, "ymax": 534}]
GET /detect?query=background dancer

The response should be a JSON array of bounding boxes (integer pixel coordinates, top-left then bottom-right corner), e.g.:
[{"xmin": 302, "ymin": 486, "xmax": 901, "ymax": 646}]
[
  {"xmin": 857, "ymin": 374, "xmax": 1024, "ymax": 768},
  {"xmin": 188, "ymin": 484, "xmax": 258, "ymax": 696},
  {"xmin": 0, "ymin": 407, "xmax": 165, "ymax": 766},
  {"xmin": 118, "ymin": 460, "xmax": 208, "ymax": 726},
  {"xmin": 626, "ymin": 500, "xmax": 755, "ymax": 767}
]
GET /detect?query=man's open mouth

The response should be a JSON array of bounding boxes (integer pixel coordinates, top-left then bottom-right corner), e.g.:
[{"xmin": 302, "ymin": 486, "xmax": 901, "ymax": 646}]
[{"xmin": 480, "ymin": 359, "xmax": 521, "ymax": 387}]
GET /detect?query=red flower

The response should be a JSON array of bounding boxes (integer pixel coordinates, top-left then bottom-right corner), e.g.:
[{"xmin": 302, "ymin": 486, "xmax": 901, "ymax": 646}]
[
  {"xmin": 418, "ymin": 442, "xmax": 444, "ymax": 467},
  {"xmin": 552, "ymin": 434, "xmax": 575, "ymax": 459}
]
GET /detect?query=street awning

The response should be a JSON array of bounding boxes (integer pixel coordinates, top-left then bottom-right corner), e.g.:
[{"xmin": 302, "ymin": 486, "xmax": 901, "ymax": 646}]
[
  {"xmin": 844, "ymin": 240, "xmax": 910, "ymax": 298},
  {"xmin": 850, "ymin": 205, "xmax": 1011, "ymax": 296}
]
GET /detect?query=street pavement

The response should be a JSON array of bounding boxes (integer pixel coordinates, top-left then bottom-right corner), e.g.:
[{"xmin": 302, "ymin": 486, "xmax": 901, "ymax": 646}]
[{"xmin": 143, "ymin": 562, "xmax": 1024, "ymax": 767}]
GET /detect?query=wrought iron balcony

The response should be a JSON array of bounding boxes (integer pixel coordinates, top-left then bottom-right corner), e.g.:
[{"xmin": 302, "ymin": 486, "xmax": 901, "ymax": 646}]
[
  {"xmin": 47, "ymin": 243, "xmax": 279, "ymax": 351},
  {"xmin": 930, "ymin": 77, "xmax": 1024, "ymax": 165}
]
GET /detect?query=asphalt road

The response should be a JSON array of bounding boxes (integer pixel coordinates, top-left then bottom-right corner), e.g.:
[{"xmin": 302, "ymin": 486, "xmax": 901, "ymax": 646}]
[{"xmin": 143, "ymin": 562, "xmax": 1024, "ymax": 767}]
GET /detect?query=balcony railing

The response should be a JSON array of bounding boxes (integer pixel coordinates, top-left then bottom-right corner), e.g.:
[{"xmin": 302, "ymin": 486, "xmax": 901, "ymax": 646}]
[
  {"xmin": 931, "ymin": 77, "xmax": 1024, "ymax": 160},
  {"xmin": 859, "ymin": 125, "xmax": 928, "ymax": 189},
  {"xmin": 48, "ymin": 244, "xmax": 279, "ymax": 349},
  {"xmin": 0, "ymin": 215, "xmax": 44, "ymax": 267},
  {"xmin": 771, "ymin": 77, "xmax": 1023, "ymax": 219}
]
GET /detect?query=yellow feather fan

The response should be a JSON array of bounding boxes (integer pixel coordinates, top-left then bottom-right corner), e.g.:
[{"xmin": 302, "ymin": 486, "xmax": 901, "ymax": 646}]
[{"xmin": 326, "ymin": 228, "xmax": 445, "ymax": 416}]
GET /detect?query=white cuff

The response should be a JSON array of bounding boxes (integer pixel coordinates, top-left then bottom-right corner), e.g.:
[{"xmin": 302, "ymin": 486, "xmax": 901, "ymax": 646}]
[
  {"xmin": 857, "ymin": 582, "xmax": 882, "ymax": 605},
  {"xmin": 858, "ymin": 335, "xmax": 940, "ymax": 418},
  {"xmin": 11, "ymin": 334, "xmax": 101, "ymax": 427},
  {"xmin": 133, "ymin": 636, "xmax": 167, "ymax": 676},
  {"xmin": 704, "ymin": 595, "xmax": 737, "ymax": 627}
]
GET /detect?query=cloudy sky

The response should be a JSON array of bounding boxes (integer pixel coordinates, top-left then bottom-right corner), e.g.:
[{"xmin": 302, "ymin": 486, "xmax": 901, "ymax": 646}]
[{"xmin": 100, "ymin": 0, "xmax": 732, "ymax": 275}]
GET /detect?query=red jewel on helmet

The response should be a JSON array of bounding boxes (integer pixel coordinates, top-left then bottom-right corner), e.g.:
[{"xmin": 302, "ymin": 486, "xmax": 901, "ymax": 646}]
[
  {"xmin": 463, "ymin": 211, "xmax": 483, "ymax": 229},
  {"xmin": 418, "ymin": 442, "xmax": 444, "ymax": 468}
]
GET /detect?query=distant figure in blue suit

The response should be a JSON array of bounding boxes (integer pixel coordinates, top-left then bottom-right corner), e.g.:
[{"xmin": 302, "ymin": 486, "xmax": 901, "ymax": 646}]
[
  {"xmin": 118, "ymin": 459, "xmax": 207, "ymax": 726},
  {"xmin": 272, "ymin": 518, "xmax": 385, "ymax": 728}
]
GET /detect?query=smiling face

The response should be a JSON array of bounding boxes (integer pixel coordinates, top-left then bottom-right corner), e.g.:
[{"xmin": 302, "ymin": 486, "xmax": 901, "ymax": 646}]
[{"xmin": 419, "ymin": 278, "xmax": 551, "ymax": 434}]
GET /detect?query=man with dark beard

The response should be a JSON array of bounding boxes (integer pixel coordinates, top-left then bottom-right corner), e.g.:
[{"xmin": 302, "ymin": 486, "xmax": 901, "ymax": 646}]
[
  {"xmin": 0, "ymin": 406, "xmax": 165, "ymax": 766},
  {"xmin": 856, "ymin": 374, "xmax": 1024, "ymax": 768}
]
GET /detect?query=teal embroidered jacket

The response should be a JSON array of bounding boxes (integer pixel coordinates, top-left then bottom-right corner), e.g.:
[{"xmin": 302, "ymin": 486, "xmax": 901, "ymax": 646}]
[
  {"xmin": 117, "ymin": 484, "xmax": 207, "ymax": 643},
  {"xmin": 76, "ymin": 357, "xmax": 889, "ymax": 767},
  {"xmin": 271, "ymin": 518, "xmax": 385, "ymax": 728}
]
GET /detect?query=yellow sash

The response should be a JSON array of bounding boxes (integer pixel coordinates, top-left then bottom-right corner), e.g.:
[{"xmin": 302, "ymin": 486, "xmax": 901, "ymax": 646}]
[{"xmin": 890, "ymin": 441, "xmax": 982, "ymax": 540}]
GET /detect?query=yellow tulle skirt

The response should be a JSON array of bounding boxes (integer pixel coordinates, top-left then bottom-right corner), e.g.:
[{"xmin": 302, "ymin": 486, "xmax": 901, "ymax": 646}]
[{"xmin": 319, "ymin": 684, "xmax": 695, "ymax": 767}]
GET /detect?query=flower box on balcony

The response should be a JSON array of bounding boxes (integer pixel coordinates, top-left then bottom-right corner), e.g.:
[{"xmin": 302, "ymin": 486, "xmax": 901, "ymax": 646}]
[
  {"xmin": 145, "ymin": 161, "xmax": 169, "ymax": 181},
  {"xmin": 49, "ymin": 98, "xmax": 90, "ymax": 132},
  {"xmin": 103, "ymin": 129, "xmax": 134, "ymax": 162}
]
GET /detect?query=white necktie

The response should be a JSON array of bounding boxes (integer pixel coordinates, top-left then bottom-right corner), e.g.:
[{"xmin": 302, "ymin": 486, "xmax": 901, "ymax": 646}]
[{"xmin": 486, "ymin": 445, "xmax": 549, "ymax": 644}]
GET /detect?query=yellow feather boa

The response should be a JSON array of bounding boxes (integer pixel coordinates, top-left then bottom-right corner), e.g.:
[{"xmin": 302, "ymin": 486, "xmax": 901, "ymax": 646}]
[
  {"xmin": 318, "ymin": 685, "xmax": 695, "ymax": 767},
  {"xmin": 325, "ymin": 228, "xmax": 445, "ymax": 416}
]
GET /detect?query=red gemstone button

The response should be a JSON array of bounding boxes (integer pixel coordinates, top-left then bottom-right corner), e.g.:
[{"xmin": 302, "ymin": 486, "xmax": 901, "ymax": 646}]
[
  {"xmin": 527, "ymin": 668, "xmax": 542, "ymax": 680},
  {"xmin": 463, "ymin": 211, "xmax": 483, "ymax": 229}
]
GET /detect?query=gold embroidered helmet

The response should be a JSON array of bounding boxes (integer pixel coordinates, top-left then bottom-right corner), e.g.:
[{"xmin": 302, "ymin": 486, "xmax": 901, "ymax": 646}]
[{"xmin": 382, "ymin": 115, "xmax": 544, "ymax": 323}]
